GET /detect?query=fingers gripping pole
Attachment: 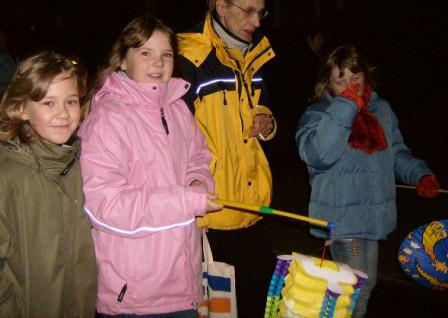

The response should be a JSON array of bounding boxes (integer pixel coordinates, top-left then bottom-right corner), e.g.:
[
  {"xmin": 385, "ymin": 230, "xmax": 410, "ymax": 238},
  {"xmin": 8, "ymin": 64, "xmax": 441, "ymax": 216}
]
[{"xmin": 215, "ymin": 199, "xmax": 334, "ymax": 230}]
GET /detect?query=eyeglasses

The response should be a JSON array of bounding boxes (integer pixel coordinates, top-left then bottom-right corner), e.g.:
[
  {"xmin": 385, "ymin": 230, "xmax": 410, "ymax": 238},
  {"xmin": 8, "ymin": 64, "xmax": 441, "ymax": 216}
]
[{"xmin": 228, "ymin": 1, "xmax": 269, "ymax": 20}]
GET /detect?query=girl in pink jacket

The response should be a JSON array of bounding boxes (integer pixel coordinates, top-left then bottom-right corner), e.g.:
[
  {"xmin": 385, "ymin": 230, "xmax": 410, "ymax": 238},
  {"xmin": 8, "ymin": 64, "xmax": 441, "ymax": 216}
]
[{"xmin": 78, "ymin": 16, "xmax": 222, "ymax": 317}]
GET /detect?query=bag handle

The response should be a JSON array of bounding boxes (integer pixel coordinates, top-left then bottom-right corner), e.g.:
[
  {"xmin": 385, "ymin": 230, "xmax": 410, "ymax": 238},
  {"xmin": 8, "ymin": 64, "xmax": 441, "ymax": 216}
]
[{"xmin": 202, "ymin": 231, "xmax": 214, "ymax": 263}]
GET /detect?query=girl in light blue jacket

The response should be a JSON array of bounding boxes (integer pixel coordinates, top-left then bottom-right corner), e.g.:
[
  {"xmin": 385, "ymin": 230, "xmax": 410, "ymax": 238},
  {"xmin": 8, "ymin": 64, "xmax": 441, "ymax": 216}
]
[{"xmin": 295, "ymin": 45, "xmax": 440, "ymax": 318}]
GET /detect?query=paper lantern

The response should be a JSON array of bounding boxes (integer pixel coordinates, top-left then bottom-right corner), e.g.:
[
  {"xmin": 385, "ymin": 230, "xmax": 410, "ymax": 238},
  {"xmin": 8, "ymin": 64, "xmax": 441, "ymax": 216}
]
[
  {"xmin": 398, "ymin": 219, "xmax": 448, "ymax": 290},
  {"xmin": 265, "ymin": 253, "xmax": 367, "ymax": 318}
]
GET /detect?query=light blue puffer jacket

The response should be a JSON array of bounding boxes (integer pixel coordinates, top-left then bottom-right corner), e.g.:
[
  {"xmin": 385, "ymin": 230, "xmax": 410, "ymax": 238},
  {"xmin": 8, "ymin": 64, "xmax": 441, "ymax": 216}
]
[{"xmin": 296, "ymin": 91, "xmax": 432, "ymax": 240}]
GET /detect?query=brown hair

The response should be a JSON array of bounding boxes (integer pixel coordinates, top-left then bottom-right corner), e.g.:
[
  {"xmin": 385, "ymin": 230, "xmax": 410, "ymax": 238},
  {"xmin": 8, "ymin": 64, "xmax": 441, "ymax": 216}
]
[
  {"xmin": 0, "ymin": 50, "xmax": 87, "ymax": 143},
  {"xmin": 87, "ymin": 16, "xmax": 178, "ymax": 104},
  {"xmin": 314, "ymin": 44, "xmax": 376, "ymax": 99}
]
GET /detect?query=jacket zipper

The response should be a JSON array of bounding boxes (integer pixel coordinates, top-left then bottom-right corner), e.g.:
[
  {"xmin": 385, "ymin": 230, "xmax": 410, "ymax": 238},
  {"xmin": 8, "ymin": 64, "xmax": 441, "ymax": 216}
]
[
  {"xmin": 242, "ymin": 46, "xmax": 273, "ymax": 103},
  {"xmin": 60, "ymin": 149, "xmax": 80, "ymax": 176},
  {"xmin": 234, "ymin": 70, "xmax": 246, "ymax": 132},
  {"xmin": 160, "ymin": 107, "xmax": 169, "ymax": 135},
  {"xmin": 230, "ymin": 47, "xmax": 271, "ymax": 132},
  {"xmin": 234, "ymin": 61, "xmax": 254, "ymax": 109},
  {"xmin": 242, "ymin": 79, "xmax": 255, "ymax": 109},
  {"xmin": 117, "ymin": 283, "xmax": 127, "ymax": 302},
  {"xmin": 222, "ymin": 90, "xmax": 228, "ymax": 105},
  {"xmin": 244, "ymin": 45, "xmax": 273, "ymax": 75}
]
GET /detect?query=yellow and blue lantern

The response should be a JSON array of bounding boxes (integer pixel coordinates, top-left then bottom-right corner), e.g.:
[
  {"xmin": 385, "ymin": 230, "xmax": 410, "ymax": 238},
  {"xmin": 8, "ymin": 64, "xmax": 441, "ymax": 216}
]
[{"xmin": 398, "ymin": 219, "xmax": 448, "ymax": 290}]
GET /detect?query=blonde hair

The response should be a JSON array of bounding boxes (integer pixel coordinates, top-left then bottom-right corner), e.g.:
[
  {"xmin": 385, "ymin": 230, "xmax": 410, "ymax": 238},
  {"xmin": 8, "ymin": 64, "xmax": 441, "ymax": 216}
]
[
  {"xmin": 314, "ymin": 44, "xmax": 376, "ymax": 99},
  {"xmin": 0, "ymin": 50, "xmax": 87, "ymax": 143},
  {"xmin": 87, "ymin": 16, "xmax": 178, "ymax": 103}
]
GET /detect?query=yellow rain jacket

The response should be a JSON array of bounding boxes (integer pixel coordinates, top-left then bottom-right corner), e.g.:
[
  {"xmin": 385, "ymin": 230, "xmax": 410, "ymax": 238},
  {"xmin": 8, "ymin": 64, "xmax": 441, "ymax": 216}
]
[{"xmin": 178, "ymin": 12, "xmax": 276, "ymax": 229}]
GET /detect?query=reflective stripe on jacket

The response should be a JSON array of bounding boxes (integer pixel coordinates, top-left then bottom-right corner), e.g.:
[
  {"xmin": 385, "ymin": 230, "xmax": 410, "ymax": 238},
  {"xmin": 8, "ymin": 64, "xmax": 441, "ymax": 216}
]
[
  {"xmin": 296, "ymin": 92, "xmax": 433, "ymax": 240},
  {"xmin": 79, "ymin": 72, "xmax": 213, "ymax": 314},
  {"xmin": 178, "ymin": 13, "xmax": 276, "ymax": 229}
]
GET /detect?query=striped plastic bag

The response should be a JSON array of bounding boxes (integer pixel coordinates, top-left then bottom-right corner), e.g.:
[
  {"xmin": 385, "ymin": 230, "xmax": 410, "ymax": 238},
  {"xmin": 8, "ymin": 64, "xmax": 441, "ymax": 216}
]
[{"xmin": 199, "ymin": 232, "xmax": 238, "ymax": 318}]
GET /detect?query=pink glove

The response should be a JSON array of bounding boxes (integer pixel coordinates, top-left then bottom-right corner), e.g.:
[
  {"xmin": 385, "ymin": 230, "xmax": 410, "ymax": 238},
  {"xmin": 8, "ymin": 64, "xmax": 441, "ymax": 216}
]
[
  {"xmin": 340, "ymin": 83, "xmax": 365, "ymax": 109},
  {"xmin": 416, "ymin": 175, "xmax": 440, "ymax": 198}
]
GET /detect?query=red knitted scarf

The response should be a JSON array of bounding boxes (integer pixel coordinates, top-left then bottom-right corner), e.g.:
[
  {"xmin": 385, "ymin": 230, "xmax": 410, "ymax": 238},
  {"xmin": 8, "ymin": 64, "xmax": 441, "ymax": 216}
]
[{"xmin": 347, "ymin": 84, "xmax": 388, "ymax": 154}]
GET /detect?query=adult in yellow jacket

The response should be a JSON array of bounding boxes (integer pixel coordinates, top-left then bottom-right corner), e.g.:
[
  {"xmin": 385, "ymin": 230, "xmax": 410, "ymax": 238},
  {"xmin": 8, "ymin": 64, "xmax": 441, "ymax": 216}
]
[{"xmin": 178, "ymin": 1, "xmax": 276, "ymax": 316}]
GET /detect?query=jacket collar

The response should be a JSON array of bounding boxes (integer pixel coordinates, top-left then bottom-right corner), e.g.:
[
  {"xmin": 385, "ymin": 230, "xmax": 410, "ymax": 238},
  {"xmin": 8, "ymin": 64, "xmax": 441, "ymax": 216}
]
[
  {"xmin": 4, "ymin": 137, "xmax": 80, "ymax": 177},
  {"xmin": 177, "ymin": 12, "xmax": 273, "ymax": 69},
  {"xmin": 94, "ymin": 72, "xmax": 190, "ymax": 109},
  {"xmin": 206, "ymin": 12, "xmax": 265, "ymax": 54},
  {"xmin": 208, "ymin": 12, "xmax": 274, "ymax": 73},
  {"xmin": 211, "ymin": 11, "xmax": 252, "ymax": 55}
]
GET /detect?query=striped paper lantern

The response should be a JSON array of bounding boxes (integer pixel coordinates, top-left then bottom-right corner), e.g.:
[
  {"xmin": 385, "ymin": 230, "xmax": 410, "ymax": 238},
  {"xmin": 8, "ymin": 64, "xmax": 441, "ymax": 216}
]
[{"xmin": 265, "ymin": 253, "xmax": 367, "ymax": 318}]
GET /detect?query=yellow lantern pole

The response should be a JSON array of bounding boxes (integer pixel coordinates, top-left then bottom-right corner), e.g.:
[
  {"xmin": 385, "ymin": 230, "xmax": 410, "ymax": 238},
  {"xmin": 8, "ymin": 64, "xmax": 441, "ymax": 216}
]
[{"xmin": 215, "ymin": 199, "xmax": 333, "ymax": 229}]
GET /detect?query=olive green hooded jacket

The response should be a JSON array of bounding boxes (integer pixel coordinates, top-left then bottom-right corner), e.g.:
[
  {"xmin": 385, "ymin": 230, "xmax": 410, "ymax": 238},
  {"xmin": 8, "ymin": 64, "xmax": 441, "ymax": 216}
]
[{"xmin": 0, "ymin": 138, "xmax": 97, "ymax": 317}]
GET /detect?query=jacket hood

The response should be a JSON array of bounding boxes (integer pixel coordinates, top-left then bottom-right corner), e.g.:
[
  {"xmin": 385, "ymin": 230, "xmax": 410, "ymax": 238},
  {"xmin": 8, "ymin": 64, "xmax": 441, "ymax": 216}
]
[{"xmin": 93, "ymin": 72, "xmax": 191, "ymax": 110}]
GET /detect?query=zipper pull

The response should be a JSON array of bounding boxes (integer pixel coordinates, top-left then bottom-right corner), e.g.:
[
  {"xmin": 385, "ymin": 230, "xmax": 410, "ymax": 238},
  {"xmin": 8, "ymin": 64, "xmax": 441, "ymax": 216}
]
[
  {"xmin": 223, "ymin": 90, "xmax": 228, "ymax": 105},
  {"xmin": 117, "ymin": 283, "xmax": 127, "ymax": 302},
  {"xmin": 160, "ymin": 107, "xmax": 169, "ymax": 135},
  {"xmin": 242, "ymin": 80, "xmax": 254, "ymax": 109},
  {"xmin": 60, "ymin": 158, "xmax": 75, "ymax": 176},
  {"xmin": 60, "ymin": 149, "xmax": 79, "ymax": 176}
]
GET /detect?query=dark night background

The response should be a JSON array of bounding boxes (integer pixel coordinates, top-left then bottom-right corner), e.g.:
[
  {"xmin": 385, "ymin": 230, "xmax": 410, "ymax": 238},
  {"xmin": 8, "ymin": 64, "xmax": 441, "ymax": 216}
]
[
  {"xmin": 1, "ymin": 0, "xmax": 447, "ymax": 316},
  {"xmin": 2, "ymin": 0, "xmax": 447, "ymax": 171}
]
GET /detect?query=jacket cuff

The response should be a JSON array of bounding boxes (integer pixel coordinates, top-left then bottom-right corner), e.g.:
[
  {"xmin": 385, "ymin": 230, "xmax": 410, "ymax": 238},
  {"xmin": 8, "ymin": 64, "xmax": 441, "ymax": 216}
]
[
  {"xmin": 185, "ymin": 189, "xmax": 208, "ymax": 217},
  {"xmin": 327, "ymin": 97, "xmax": 358, "ymax": 128},
  {"xmin": 186, "ymin": 175, "xmax": 214, "ymax": 193}
]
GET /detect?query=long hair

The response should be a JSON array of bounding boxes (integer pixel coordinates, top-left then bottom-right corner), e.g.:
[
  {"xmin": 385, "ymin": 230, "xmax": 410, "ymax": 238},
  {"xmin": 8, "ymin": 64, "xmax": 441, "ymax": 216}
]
[
  {"xmin": 314, "ymin": 44, "xmax": 376, "ymax": 99},
  {"xmin": 87, "ymin": 16, "xmax": 178, "ymax": 105},
  {"xmin": 0, "ymin": 50, "xmax": 87, "ymax": 143}
]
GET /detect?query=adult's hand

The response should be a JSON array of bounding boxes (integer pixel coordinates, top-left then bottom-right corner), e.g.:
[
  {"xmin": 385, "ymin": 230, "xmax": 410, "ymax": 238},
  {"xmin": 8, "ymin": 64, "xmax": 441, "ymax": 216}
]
[{"xmin": 249, "ymin": 114, "xmax": 274, "ymax": 139}]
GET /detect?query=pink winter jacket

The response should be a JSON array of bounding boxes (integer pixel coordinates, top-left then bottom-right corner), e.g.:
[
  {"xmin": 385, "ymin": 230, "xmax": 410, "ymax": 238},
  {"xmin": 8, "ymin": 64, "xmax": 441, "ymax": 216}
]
[{"xmin": 78, "ymin": 72, "xmax": 213, "ymax": 315}]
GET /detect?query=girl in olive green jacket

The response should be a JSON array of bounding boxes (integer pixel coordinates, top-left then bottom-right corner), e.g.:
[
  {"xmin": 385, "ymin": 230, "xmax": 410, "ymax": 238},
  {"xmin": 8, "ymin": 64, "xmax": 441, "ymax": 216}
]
[{"xmin": 0, "ymin": 51, "xmax": 97, "ymax": 317}]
